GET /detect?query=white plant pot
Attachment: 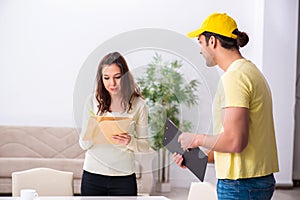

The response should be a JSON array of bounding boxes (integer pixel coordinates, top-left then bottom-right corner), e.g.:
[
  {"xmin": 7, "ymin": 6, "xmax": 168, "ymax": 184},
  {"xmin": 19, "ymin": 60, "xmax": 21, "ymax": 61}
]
[{"xmin": 155, "ymin": 181, "xmax": 171, "ymax": 192}]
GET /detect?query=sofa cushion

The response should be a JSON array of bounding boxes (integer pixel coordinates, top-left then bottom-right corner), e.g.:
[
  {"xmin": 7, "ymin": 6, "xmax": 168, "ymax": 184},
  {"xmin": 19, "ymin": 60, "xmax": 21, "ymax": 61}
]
[
  {"xmin": 0, "ymin": 158, "xmax": 84, "ymax": 179},
  {"xmin": 0, "ymin": 126, "xmax": 84, "ymax": 158},
  {"xmin": 0, "ymin": 159, "xmax": 143, "ymax": 180},
  {"xmin": 0, "ymin": 125, "xmax": 152, "ymax": 195}
]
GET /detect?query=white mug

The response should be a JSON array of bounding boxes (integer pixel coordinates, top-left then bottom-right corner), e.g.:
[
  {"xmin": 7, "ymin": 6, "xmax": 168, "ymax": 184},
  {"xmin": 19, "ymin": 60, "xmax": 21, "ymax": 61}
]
[{"xmin": 20, "ymin": 189, "xmax": 38, "ymax": 200}]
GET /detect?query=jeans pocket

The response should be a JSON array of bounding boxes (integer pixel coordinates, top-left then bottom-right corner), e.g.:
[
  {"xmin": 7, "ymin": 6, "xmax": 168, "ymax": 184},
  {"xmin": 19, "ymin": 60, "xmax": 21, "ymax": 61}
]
[
  {"xmin": 249, "ymin": 185, "xmax": 275, "ymax": 200},
  {"xmin": 217, "ymin": 179, "xmax": 238, "ymax": 200}
]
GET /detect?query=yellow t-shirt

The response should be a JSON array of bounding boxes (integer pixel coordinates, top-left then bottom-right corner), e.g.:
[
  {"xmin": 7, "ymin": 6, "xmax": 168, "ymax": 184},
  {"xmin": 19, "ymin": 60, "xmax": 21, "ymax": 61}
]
[{"xmin": 213, "ymin": 59, "xmax": 279, "ymax": 179}]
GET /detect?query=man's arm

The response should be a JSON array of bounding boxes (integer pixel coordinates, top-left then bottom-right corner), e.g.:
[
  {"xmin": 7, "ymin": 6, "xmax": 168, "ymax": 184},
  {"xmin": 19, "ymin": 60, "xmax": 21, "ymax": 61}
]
[
  {"xmin": 179, "ymin": 107, "xmax": 249, "ymax": 153},
  {"xmin": 206, "ymin": 150, "xmax": 214, "ymax": 163}
]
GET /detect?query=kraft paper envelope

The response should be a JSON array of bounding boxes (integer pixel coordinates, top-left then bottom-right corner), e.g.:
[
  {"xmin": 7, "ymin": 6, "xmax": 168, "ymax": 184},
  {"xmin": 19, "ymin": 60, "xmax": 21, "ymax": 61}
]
[{"xmin": 83, "ymin": 116, "xmax": 133, "ymax": 144}]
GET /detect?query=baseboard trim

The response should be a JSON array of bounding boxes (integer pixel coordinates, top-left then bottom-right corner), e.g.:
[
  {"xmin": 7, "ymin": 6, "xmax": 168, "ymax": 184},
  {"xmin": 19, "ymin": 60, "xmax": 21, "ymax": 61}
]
[
  {"xmin": 275, "ymin": 182, "xmax": 294, "ymax": 189},
  {"xmin": 293, "ymin": 179, "xmax": 300, "ymax": 187}
]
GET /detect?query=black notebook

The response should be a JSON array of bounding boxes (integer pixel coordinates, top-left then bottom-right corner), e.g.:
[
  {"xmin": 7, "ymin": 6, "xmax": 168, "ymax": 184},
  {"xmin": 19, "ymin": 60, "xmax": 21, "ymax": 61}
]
[{"xmin": 163, "ymin": 119, "xmax": 208, "ymax": 181}]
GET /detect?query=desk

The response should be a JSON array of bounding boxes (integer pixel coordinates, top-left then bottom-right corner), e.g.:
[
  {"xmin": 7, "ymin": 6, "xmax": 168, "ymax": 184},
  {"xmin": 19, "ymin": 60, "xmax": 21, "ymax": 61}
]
[{"xmin": 0, "ymin": 196, "xmax": 170, "ymax": 200}]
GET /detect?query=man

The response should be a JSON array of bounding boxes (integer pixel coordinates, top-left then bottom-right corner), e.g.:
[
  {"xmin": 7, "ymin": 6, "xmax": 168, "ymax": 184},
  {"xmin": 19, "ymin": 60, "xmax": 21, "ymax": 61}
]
[{"xmin": 173, "ymin": 13, "xmax": 279, "ymax": 199}]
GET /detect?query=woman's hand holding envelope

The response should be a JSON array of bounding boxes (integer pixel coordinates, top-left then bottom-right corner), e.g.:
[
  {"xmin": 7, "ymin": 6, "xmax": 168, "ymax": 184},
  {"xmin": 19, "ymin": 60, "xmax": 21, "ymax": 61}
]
[
  {"xmin": 82, "ymin": 116, "xmax": 133, "ymax": 145},
  {"xmin": 112, "ymin": 133, "xmax": 131, "ymax": 145}
]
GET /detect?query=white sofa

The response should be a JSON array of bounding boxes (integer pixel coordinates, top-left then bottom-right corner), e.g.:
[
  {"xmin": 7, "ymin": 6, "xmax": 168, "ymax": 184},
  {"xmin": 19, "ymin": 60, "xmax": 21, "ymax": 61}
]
[{"xmin": 0, "ymin": 126, "xmax": 155, "ymax": 195}]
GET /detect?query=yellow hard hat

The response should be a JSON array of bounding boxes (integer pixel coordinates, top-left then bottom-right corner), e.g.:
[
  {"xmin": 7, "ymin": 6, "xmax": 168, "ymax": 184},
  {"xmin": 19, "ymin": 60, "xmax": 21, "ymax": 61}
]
[{"xmin": 187, "ymin": 13, "xmax": 238, "ymax": 39}]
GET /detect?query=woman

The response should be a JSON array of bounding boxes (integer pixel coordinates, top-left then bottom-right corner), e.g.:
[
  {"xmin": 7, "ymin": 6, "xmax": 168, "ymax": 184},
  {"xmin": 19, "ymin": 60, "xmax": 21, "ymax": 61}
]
[{"xmin": 79, "ymin": 52, "xmax": 149, "ymax": 196}]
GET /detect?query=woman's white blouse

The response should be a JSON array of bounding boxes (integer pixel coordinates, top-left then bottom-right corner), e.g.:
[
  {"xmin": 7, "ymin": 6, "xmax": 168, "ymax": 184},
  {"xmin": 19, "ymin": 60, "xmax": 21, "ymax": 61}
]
[{"xmin": 79, "ymin": 95, "xmax": 150, "ymax": 176}]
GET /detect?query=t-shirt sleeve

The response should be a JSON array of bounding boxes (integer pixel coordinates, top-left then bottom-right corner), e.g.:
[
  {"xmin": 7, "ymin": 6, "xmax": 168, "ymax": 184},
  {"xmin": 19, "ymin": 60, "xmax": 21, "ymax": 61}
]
[{"xmin": 221, "ymin": 71, "xmax": 251, "ymax": 109}]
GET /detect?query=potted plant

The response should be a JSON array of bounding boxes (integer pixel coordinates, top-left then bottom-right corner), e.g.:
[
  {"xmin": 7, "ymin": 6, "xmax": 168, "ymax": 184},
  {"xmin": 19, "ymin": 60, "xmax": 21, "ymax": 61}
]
[{"xmin": 137, "ymin": 53, "xmax": 199, "ymax": 192}]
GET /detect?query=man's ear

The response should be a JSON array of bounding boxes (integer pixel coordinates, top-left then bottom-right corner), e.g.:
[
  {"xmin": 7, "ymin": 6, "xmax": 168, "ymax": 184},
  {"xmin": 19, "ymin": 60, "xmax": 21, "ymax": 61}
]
[{"xmin": 209, "ymin": 36, "xmax": 217, "ymax": 48}]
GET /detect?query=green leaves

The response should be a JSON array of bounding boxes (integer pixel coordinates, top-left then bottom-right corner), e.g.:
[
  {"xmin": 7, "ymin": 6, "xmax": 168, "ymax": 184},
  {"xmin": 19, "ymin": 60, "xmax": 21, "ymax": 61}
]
[{"xmin": 137, "ymin": 53, "xmax": 200, "ymax": 150}]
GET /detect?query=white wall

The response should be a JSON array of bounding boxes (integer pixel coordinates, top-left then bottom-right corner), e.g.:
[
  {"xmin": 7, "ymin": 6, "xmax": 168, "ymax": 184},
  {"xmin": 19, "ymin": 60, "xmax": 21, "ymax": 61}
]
[
  {"xmin": 0, "ymin": 0, "xmax": 297, "ymax": 187},
  {"xmin": 0, "ymin": 0, "xmax": 261, "ymax": 126},
  {"xmin": 262, "ymin": 0, "xmax": 298, "ymax": 187},
  {"xmin": 294, "ymin": 4, "xmax": 300, "ymax": 180}
]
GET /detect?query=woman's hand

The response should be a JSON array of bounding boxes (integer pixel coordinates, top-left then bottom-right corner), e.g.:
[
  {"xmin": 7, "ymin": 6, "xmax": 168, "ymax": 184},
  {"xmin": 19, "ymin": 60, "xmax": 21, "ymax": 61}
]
[
  {"xmin": 112, "ymin": 133, "xmax": 131, "ymax": 145},
  {"xmin": 172, "ymin": 152, "xmax": 186, "ymax": 169}
]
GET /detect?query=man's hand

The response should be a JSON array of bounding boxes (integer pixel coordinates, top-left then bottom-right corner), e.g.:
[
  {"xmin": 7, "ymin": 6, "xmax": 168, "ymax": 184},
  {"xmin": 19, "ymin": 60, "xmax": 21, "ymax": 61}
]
[
  {"xmin": 172, "ymin": 152, "xmax": 186, "ymax": 169},
  {"xmin": 178, "ymin": 132, "xmax": 201, "ymax": 150}
]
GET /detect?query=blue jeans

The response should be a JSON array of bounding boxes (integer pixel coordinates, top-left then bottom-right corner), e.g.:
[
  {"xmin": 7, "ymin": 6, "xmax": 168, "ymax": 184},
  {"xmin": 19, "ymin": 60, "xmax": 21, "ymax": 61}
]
[{"xmin": 217, "ymin": 173, "xmax": 275, "ymax": 200}]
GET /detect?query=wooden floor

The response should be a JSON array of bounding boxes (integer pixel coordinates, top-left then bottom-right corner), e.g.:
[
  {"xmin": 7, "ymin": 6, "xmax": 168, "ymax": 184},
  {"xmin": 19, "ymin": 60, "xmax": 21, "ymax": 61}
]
[
  {"xmin": 152, "ymin": 186, "xmax": 300, "ymax": 200},
  {"xmin": 1, "ymin": 186, "xmax": 299, "ymax": 199}
]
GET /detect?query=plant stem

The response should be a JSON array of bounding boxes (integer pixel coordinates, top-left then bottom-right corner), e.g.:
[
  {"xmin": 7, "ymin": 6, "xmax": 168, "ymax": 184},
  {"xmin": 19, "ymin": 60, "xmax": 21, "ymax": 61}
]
[
  {"xmin": 162, "ymin": 148, "xmax": 165, "ymax": 182},
  {"xmin": 158, "ymin": 150, "xmax": 161, "ymax": 182}
]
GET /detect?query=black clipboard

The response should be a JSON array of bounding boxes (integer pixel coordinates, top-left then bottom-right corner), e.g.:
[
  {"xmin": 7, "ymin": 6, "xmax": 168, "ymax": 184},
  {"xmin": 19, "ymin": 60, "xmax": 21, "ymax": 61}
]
[{"xmin": 163, "ymin": 119, "xmax": 208, "ymax": 181}]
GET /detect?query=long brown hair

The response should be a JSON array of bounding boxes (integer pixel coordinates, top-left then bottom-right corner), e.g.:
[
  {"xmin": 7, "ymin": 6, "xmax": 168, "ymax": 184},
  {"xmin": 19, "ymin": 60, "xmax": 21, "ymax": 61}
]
[{"xmin": 95, "ymin": 52, "xmax": 142, "ymax": 115}]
